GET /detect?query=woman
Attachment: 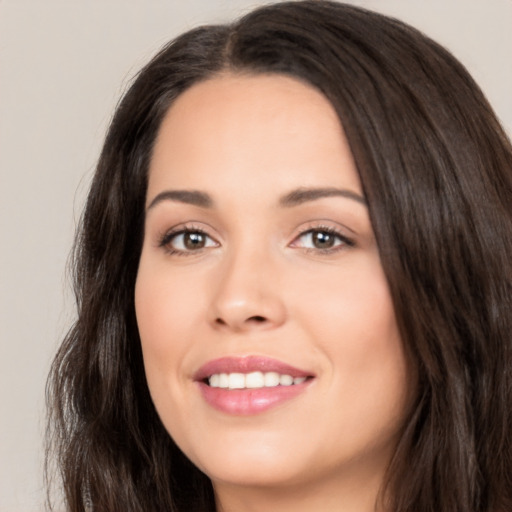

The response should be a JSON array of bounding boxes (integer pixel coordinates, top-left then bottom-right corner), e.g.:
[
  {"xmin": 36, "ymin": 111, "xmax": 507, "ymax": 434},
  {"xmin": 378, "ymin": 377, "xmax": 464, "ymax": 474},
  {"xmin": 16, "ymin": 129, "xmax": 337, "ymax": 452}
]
[{"xmin": 47, "ymin": 1, "xmax": 512, "ymax": 511}]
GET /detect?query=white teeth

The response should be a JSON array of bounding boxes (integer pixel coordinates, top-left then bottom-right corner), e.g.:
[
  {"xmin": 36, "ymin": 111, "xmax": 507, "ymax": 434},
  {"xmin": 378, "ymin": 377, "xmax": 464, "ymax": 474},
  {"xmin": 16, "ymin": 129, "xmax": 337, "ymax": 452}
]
[
  {"xmin": 219, "ymin": 373, "xmax": 229, "ymax": 388},
  {"xmin": 209, "ymin": 374, "xmax": 220, "ymax": 387},
  {"xmin": 246, "ymin": 371, "xmax": 265, "ymax": 388},
  {"xmin": 264, "ymin": 372, "xmax": 280, "ymax": 387},
  {"xmin": 228, "ymin": 373, "xmax": 245, "ymax": 389},
  {"xmin": 208, "ymin": 372, "xmax": 307, "ymax": 389},
  {"xmin": 279, "ymin": 374, "xmax": 294, "ymax": 386}
]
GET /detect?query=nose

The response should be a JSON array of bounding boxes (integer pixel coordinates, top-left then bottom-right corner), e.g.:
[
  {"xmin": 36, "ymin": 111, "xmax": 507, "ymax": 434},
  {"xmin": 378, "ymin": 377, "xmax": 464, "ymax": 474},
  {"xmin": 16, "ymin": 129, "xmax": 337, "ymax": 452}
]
[{"xmin": 209, "ymin": 247, "xmax": 287, "ymax": 333}]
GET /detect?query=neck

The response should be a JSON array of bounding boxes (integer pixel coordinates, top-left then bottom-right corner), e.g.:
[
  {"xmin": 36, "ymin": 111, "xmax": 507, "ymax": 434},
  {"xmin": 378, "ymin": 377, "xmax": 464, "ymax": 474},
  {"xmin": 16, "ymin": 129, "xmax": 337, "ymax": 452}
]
[{"xmin": 213, "ymin": 461, "xmax": 387, "ymax": 512}]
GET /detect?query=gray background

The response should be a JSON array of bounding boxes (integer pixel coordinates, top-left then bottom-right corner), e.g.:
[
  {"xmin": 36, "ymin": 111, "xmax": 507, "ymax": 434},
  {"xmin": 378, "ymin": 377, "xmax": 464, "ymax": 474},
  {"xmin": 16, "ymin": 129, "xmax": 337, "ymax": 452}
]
[{"xmin": 1, "ymin": 1, "xmax": 511, "ymax": 510}]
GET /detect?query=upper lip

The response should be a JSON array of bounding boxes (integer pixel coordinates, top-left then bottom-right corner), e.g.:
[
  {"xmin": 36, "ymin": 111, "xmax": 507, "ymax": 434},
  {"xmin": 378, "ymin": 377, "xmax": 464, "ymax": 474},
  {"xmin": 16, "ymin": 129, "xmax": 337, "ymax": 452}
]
[{"xmin": 194, "ymin": 356, "xmax": 314, "ymax": 381}]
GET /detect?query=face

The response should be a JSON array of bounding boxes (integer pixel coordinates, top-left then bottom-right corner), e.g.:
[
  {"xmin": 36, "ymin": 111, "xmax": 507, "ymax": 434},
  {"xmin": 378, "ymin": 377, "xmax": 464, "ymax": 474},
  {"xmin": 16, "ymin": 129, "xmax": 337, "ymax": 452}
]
[{"xmin": 135, "ymin": 74, "xmax": 411, "ymax": 497}]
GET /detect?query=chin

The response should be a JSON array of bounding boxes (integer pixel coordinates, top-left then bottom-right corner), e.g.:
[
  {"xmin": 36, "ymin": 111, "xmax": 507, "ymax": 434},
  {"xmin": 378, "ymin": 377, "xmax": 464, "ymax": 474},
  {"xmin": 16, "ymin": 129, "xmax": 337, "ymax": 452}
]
[
  {"xmin": 186, "ymin": 431, "xmax": 312, "ymax": 488},
  {"xmin": 205, "ymin": 459, "xmax": 307, "ymax": 490}
]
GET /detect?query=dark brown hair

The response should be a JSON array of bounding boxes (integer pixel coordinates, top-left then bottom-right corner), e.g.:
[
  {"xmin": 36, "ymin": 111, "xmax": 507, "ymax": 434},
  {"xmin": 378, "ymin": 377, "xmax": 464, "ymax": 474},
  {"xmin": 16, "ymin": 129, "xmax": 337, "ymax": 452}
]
[{"xmin": 47, "ymin": 2, "xmax": 512, "ymax": 511}]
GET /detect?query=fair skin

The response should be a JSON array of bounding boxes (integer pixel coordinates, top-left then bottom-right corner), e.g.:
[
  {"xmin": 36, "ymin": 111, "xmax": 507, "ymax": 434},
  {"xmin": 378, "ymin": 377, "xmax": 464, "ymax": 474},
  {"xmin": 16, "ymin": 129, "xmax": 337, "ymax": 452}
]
[{"xmin": 135, "ymin": 73, "xmax": 412, "ymax": 512}]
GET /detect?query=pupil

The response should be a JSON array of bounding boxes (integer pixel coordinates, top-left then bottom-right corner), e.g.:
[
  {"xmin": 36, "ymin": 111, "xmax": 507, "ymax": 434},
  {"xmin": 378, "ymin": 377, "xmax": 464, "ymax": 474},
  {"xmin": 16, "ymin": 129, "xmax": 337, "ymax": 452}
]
[
  {"xmin": 184, "ymin": 232, "xmax": 205, "ymax": 250},
  {"xmin": 313, "ymin": 231, "xmax": 334, "ymax": 249}
]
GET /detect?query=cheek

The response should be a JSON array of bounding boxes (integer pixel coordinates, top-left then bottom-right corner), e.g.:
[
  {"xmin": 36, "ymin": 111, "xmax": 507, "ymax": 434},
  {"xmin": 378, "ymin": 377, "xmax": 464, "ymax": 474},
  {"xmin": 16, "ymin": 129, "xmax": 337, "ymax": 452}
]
[
  {"xmin": 296, "ymin": 252, "xmax": 399, "ymax": 345},
  {"xmin": 294, "ymin": 254, "xmax": 410, "ymax": 425},
  {"xmin": 134, "ymin": 260, "xmax": 204, "ymax": 439},
  {"xmin": 135, "ymin": 270, "xmax": 173, "ymax": 361},
  {"xmin": 134, "ymin": 258, "xmax": 198, "ymax": 401},
  {"xmin": 135, "ymin": 258, "xmax": 202, "ymax": 356}
]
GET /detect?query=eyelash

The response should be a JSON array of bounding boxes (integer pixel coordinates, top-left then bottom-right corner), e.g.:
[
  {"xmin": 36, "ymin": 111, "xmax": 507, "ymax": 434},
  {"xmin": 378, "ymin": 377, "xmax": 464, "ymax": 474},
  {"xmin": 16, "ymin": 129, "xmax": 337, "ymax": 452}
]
[
  {"xmin": 157, "ymin": 224, "xmax": 355, "ymax": 256},
  {"xmin": 158, "ymin": 225, "xmax": 215, "ymax": 256},
  {"xmin": 293, "ymin": 226, "xmax": 355, "ymax": 254}
]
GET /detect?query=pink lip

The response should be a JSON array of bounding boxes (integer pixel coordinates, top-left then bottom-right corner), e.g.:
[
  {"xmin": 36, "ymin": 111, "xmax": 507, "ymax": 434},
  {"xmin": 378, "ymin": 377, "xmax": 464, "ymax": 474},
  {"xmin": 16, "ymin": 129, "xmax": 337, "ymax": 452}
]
[
  {"xmin": 194, "ymin": 356, "xmax": 314, "ymax": 415},
  {"xmin": 194, "ymin": 356, "xmax": 312, "ymax": 381}
]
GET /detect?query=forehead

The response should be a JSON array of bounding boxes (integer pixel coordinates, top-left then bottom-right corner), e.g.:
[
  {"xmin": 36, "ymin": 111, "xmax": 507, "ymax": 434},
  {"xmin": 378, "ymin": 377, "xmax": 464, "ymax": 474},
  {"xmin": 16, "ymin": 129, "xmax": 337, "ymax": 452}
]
[{"xmin": 148, "ymin": 73, "xmax": 361, "ymax": 198}]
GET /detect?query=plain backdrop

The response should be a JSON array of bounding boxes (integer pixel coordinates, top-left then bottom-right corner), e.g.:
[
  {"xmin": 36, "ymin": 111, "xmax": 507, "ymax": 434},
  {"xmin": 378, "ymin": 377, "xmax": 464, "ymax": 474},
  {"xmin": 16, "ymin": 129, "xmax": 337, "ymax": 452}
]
[{"xmin": 1, "ymin": 1, "xmax": 511, "ymax": 510}]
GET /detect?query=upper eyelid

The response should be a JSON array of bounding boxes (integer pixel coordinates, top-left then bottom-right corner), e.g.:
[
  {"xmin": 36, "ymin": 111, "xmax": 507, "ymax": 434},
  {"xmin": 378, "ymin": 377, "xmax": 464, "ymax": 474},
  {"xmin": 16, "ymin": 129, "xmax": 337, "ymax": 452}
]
[
  {"xmin": 293, "ymin": 216, "xmax": 358, "ymax": 236},
  {"xmin": 290, "ymin": 220, "xmax": 356, "ymax": 239},
  {"xmin": 157, "ymin": 221, "xmax": 217, "ymax": 240},
  {"xmin": 157, "ymin": 228, "xmax": 219, "ymax": 256},
  {"xmin": 157, "ymin": 223, "xmax": 219, "ymax": 245},
  {"xmin": 291, "ymin": 226, "xmax": 354, "ymax": 246}
]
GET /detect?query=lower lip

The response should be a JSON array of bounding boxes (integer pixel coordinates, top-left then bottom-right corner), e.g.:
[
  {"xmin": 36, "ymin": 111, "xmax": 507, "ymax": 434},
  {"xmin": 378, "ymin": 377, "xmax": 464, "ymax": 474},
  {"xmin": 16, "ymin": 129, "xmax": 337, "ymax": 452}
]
[{"xmin": 197, "ymin": 381, "xmax": 311, "ymax": 415}]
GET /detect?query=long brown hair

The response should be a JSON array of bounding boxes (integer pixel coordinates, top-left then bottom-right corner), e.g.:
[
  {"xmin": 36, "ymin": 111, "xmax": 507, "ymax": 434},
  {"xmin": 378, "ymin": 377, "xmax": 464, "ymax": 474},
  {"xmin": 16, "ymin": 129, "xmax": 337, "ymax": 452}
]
[{"xmin": 47, "ymin": 2, "xmax": 512, "ymax": 511}]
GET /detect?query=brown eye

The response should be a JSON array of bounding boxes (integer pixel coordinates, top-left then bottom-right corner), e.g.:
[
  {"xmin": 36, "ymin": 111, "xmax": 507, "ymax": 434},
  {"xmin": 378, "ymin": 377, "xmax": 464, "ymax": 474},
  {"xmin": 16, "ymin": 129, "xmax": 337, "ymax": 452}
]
[
  {"xmin": 161, "ymin": 229, "xmax": 218, "ymax": 254},
  {"xmin": 292, "ymin": 228, "xmax": 353, "ymax": 253},
  {"xmin": 183, "ymin": 232, "xmax": 207, "ymax": 250},
  {"xmin": 311, "ymin": 230, "xmax": 336, "ymax": 249}
]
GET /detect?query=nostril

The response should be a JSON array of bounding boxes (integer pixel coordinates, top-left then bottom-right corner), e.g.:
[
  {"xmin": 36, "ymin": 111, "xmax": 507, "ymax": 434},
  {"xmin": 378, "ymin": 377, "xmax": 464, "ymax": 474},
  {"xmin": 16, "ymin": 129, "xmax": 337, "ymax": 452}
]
[
  {"xmin": 248, "ymin": 315, "xmax": 267, "ymax": 323},
  {"xmin": 213, "ymin": 314, "xmax": 271, "ymax": 329}
]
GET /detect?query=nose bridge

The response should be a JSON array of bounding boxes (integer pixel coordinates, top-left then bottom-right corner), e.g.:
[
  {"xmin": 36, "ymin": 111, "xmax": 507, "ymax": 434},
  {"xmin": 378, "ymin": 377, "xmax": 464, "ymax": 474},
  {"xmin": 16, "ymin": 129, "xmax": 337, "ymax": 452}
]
[{"xmin": 210, "ymin": 237, "xmax": 286, "ymax": 331}]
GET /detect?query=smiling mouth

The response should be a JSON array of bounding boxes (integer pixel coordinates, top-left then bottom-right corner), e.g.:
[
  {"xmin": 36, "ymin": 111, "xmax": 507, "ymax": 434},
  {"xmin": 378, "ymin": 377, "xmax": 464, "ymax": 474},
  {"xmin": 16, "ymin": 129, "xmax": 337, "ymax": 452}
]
[
  {"xmin": 194, "ymin": 356, "xmax": 315, "ymax": 414},
  {"xmin": 206, "ymin": 371, "xmax": 311, "ymax": 389}
]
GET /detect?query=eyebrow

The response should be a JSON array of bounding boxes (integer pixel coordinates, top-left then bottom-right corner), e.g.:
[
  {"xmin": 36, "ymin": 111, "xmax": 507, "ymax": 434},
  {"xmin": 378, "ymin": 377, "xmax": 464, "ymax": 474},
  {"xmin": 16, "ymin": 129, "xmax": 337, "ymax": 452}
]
[
  {"xmin": 147, "ymin": 189, "xmax": 213, "ymax": 211},
  {"xmin": 146, "ymin": 186, "xmax": 366, "ymax": 212},
  {"xmin": 279, "ymin": 187, "xmax": 366, "ymax": 207}
]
